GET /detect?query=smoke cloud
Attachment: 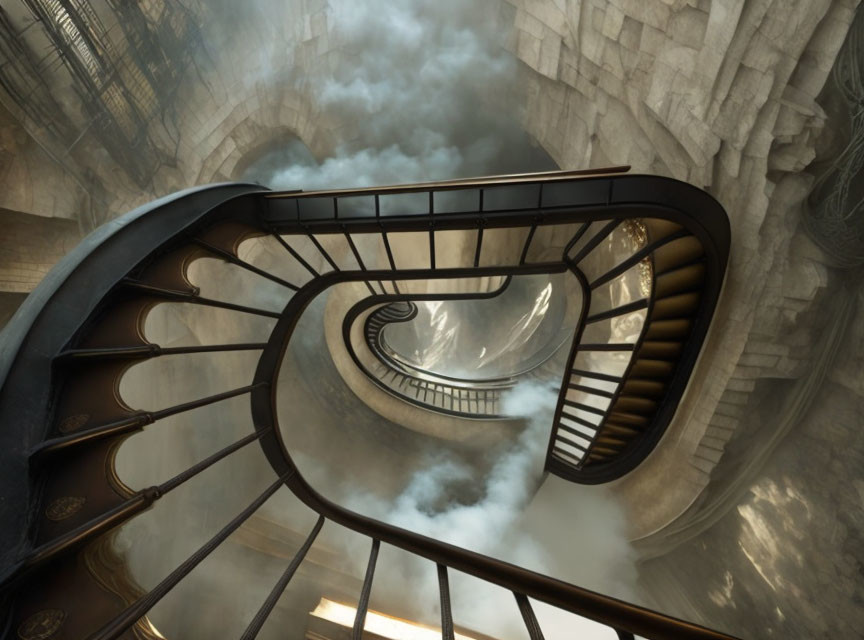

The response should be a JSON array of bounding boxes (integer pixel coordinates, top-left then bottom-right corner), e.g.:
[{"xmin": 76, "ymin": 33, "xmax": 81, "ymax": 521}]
[
  {"xmin": 242, "ymin": 0, "xmax": 555, "ymax": 189},
  {"xmin": 322, "ymin": 381, "xmax": 635, "ymax": 640},
  {"xmin": 378, "ymin": 381, "xmax": 553, "ymax": 545}
]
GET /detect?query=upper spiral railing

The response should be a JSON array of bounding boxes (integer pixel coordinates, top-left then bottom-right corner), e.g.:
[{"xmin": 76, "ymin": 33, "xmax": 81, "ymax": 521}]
[{"xmin": 344, "ymin": 280, "xmax": 573, "ymax": 419}]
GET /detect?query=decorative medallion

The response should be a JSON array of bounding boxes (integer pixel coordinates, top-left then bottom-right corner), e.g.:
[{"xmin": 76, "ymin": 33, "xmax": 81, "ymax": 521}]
[
  {"xmin": 17, "ymin": 609, "xmax": 66, "ymax": 640},
  {"xmin": 45, "ymin": 496, "xmax": 86, "ymax": 521},
  {"xmin": 58, "ymin": 413, "xmax": 89, "ymax": 433}
]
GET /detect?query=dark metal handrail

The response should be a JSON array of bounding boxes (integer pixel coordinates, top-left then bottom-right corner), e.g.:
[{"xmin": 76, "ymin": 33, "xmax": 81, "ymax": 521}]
[
  {"xmin": 0, "ymin": 172, "xmax": 733, "ymax": 640},
  {"xmin": 345, "ymin": 278, "xmax": 574, "ymax": 419},
  {"xmin": 265, "ymin": 165, "xmax": 632, "ymax": 199}
]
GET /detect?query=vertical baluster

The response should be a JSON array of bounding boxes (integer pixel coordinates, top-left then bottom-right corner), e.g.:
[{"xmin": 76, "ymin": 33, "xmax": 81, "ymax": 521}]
[
  {"xmin": 514, "ymin": 592, "xmax": 545, "ymax": 640},
  {"xmin": 570, "ymin": 220, "xmax": 619, "ymax": 263},
  {"xmin": 437, "ymin": 564, "xmax": 455, "ymax": 640},
  {"xmin": 270, "ymin": 232, "xmax": 319, "ymax": 278},
  {"xmin": 563, "ymin": 222, "xmax": 591, "ymax": 257},
  {"xmin": 303, "ymin": 224, "xmax": 340, "ymax": 272},
  {"xmin": 520, "ymin": 184, "xmax": 543, "ymax": 265},
  {"xmin": 520, "ymin": 219, "xmax": 539, "ymax": 265},
  {"xmin": 376, "ymin": 194, "xmax": 400, "ymax": 294},
  {"xmin": 86, "ymin": 473, "xmax": 292, "ymax": 640},
  {"xmin": 352, "ymin": 539, "xmax": 380, "ymax": 640},
  {"xmin": 429, "ymin": 191, "xmax": 436, "ymax": 270},
  {"xmin": 474, "ymin": 221, "xmax": 484, "ymax": 268},
  {"xmin": 239, "ymin": 516, "xmax": 325, "ymax": 639},
  {"xmin": 342, "ymin": 225, "xmax": 375, "ymax": 296}
]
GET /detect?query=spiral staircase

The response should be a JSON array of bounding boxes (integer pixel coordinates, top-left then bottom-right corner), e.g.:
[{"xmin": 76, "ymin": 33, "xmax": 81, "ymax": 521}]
[{"xmin": 0, "ymin": 167, "xmax": 732, "ymax": 639}]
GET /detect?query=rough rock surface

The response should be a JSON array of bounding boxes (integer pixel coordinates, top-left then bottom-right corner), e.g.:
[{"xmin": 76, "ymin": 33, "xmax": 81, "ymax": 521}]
[{"xmin": 501, "ymin": 0, "xmax": 858, "ymax": 525}]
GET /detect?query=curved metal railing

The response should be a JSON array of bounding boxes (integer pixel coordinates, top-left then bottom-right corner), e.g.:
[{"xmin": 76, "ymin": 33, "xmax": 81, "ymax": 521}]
[
  {"xmin": 363, "ymin": 298, "xmax": 514, "ymax": 418},
  {"xmin": 0, "ymin": 168, "xmax": 733, "ymax": 640},
  {"xmin": 344, "ymin": 279, "xmax": 571, "ymax": 419}
]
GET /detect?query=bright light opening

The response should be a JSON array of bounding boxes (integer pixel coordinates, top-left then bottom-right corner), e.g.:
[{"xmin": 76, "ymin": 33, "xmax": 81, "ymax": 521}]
[{"xmin": 310, "ymin": 598, "xmax": 479, "ymax": 640}]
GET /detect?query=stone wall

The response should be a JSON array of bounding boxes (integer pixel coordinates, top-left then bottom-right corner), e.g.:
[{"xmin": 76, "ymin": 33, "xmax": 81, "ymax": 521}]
[
  {"xmin": 138, "ymin": 1, "xmax": 341, "ymax": 199},
  {"xmin": 0, "ymin": 104, "xmax": 90, "ymax": 222},
  {"xmin": 0, "ymin": 0, "xmax": 340, "ymax": 320},
  {"xmin": 639, "ymin": 333, "xmax": 864, "ymax": 638},
  {"xmin": 0, "ymin": 209, "xmax": 81, "ymax": 295},
  {"xmin": 502, "ymin": 0, "xmax": 860, "ymax": 537},
  {"xmin": 0, "ymin": 207, "xmax": 81, "ymax": 330}
]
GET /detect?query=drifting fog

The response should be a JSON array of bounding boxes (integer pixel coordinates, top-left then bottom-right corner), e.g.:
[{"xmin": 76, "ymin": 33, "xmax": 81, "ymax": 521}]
[
  {"xmin": 111, "ymin": 1, "xmax": 638, "ymax": 639},
  {"xmin": 339, "ymin": 380, "xmax": 638, "ymax": 639},
  {"xmin": 238, "ymin": 0, "xmax": 556, "ymax": 189}
]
